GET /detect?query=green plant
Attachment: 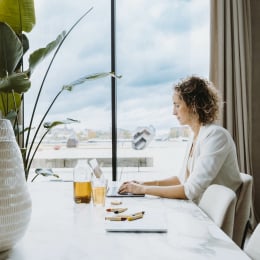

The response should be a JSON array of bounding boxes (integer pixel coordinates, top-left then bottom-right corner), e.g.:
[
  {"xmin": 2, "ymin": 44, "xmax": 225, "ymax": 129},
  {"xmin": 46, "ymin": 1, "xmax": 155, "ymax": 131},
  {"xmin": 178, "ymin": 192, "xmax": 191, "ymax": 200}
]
[{"xmin": 0, "ymin": 1, "xmax": 121, "ymax": 181}]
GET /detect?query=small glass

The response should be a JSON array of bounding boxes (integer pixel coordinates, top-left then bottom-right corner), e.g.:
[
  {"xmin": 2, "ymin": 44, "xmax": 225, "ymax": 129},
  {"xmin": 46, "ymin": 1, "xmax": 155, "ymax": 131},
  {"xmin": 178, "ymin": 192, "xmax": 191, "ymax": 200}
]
[{"xmin": 91, "ymin": 175, "xmax": 107, "ymax": 206}]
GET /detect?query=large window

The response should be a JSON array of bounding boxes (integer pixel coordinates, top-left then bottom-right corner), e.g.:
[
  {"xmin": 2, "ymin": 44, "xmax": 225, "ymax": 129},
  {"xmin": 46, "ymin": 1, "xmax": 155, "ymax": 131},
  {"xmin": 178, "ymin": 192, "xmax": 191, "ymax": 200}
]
[
  {"xmin": 117, "ymin": 0, "xmax": 209, "ymax": 134},
  {"xmin": 25, "ymin": 0, "xmax": 209, "ymax": 181},
  {"xmin": 25, "ymin": 0, "xmax": 111, "ymax": 132},
  {"xmin": 116, "ymin": 0, "xmax": 210, "ymax": 177}
]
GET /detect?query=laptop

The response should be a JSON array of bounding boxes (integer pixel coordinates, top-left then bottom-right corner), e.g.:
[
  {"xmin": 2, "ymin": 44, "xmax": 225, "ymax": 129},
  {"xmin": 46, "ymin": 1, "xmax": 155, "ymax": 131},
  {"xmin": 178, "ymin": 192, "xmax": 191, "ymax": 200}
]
[
  {"xmin": 106, "ymin": 185, "xmax": 145, "ymax": 197},
  {"xmin": 89, "ymin": 159, "xmax": 145, "ymax": 198}
]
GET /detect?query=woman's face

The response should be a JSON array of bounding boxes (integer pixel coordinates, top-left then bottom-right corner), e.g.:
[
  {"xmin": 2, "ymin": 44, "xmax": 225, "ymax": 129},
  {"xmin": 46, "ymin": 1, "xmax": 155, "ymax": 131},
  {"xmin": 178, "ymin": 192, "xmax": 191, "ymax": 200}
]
[{"xmin": 173, "ymin": 92, "xmax": 192, "ymax": 126}]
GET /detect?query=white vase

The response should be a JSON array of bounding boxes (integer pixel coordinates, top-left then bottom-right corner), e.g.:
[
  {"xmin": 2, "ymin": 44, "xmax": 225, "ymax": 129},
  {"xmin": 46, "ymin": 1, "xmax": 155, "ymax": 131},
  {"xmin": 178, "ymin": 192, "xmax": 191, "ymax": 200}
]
[{"xmin": 0, "ymin": 119, "xmax": 32, "ymax": 252}]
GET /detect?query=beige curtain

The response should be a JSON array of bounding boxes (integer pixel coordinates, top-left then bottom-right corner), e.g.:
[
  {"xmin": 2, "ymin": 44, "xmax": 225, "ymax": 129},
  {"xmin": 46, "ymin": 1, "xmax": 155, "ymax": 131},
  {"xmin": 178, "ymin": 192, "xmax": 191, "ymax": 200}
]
[
  {"xmin": 210, "ymin": 0, "xmax": 252, "ymax": 175},
  {"xmin": 209, "ymin": 0, "xmax": 259, "ymax": 228}
]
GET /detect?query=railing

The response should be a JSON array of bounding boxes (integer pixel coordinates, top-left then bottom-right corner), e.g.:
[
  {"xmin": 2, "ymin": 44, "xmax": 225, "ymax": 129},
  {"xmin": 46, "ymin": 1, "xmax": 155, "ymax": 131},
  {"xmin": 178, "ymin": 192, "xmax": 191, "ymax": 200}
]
[{"xmin": 31, "ymin": 156, "xmax": 153, "ymax": 171}]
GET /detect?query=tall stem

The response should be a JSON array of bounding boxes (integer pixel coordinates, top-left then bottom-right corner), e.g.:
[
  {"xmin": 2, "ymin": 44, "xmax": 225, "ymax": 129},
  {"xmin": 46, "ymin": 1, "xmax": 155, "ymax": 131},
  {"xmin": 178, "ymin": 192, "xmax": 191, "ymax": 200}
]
[
  {"xmin": 25, "ymin": 129, "xmax": 50, "ymax": 180},
  {"xmin": 25, "ymin": 89, "xmax": 63, "ymax": 169},
  {"xmin": 25, "ymin": 7, "xmax": 93, "ymax": 150}
]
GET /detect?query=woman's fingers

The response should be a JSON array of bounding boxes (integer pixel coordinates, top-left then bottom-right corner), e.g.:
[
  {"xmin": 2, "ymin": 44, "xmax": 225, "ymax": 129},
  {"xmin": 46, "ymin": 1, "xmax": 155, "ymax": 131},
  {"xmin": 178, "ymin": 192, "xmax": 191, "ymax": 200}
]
[
  {"xmin": 118, "ymin": 181, "xmax": 144, "ymax": 194},
  {"xmin": 118, "ymin": 182, "xmax": 128, "ymax": 193},
  {"xmin": 119, "ymin": 182, "xmax": 134, "ymax": 193}
]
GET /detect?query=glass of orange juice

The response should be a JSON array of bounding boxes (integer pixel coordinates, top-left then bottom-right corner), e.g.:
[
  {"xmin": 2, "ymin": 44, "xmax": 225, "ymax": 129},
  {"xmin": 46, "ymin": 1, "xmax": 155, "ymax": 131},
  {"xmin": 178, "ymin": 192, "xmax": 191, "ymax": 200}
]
[{"xmin": 91, "ymin": 175, "xmax": 107, "ymax": 206}]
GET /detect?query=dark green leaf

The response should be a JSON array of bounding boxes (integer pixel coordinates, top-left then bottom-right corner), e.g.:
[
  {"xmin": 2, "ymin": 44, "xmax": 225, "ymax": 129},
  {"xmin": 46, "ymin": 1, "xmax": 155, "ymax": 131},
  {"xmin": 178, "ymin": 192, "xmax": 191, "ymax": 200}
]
[
  {"xmin": 15, "ymin": 34, "xmax": 30, "ymax": 71},
  {"xmin": 0, "ymin": 22, "xmax": 23, "ymax": 77},
  {"xmin": 28, "ymin": 31, "xmax": 66, "ymax": 74},
  {"xmin": 0, "ymin": 72, "xmax": 31, "ymax": 93}
]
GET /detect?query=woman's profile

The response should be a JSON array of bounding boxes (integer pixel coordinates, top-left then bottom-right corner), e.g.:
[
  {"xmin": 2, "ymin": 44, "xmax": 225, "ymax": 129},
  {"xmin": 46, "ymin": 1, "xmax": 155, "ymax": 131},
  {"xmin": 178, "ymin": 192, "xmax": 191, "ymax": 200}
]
[{"xmin": 119, "ymin": 76, "xmax": 242, "ymax": 202}]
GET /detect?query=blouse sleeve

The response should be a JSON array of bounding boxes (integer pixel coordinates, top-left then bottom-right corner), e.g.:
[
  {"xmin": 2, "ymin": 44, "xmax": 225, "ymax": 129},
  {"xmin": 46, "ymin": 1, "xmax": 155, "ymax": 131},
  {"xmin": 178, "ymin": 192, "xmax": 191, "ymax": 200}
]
[{"xmin": 183, "ymin": 127, "xmax": 231, "ymax": 201}]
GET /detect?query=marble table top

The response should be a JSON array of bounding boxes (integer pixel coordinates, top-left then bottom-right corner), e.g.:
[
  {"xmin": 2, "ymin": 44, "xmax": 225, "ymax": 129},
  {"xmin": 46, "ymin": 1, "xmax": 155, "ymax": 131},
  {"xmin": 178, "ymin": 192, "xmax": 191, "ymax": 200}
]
[{"xmin": 0, "ymin": 181, "xmax": 250, "ymax": 260}]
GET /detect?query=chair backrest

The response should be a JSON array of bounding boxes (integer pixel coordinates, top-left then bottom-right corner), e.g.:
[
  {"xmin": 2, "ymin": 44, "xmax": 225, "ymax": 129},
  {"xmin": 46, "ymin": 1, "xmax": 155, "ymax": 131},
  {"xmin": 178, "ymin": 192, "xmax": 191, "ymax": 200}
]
[
  {"xmin": 199, "ymin": 184, "xmax": 237, "ymax": 238},
  {"xmin": 233, "ymin": 172, "xmax": 253, "ymax": 248},
  {"xmin": 244, "ymin": 223, "xmax": 260, "ymax": 260}
]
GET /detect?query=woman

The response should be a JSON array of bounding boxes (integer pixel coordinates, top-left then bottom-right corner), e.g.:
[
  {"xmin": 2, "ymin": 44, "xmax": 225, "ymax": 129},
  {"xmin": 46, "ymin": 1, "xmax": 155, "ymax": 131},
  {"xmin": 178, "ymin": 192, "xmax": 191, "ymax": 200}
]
[{"xmin": 119, "ymin": 76, "xmax": 242, "ymax": 202}]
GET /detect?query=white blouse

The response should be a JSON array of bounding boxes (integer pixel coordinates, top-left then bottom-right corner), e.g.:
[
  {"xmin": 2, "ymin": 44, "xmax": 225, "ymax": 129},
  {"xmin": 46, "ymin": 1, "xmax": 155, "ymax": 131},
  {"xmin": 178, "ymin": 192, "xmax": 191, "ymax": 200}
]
[{"xmin": 178, "ymin": 124, "xmax": 242, "ymax": 202}]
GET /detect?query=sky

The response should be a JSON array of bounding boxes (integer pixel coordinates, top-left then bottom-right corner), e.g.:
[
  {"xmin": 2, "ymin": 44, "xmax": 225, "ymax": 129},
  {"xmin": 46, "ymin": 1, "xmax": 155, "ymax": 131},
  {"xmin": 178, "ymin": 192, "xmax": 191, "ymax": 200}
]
[{"xmin": 23, "ymin": 0, "xmax": 210, "ymax": 137}]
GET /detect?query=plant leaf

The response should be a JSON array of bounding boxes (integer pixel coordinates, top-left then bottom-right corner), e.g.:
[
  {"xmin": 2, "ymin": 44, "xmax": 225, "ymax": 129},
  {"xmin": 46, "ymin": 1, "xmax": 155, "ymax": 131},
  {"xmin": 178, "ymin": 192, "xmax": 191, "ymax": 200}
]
[
  {"xmin": 0, "ymin": 92, "xmax": 22, "ymax": 117},
  {"xmin": 62, "ymin": 72, "xmax": 122, "ymax": 91},
  {"xmin": 22, "ymin": 126, "xmax": 32, "ymax": 133},
  {"xmin": 0, "ymin": 0, "xmax": 35, "ymax": 33},
  {"xmin": 19, "ymin": 126, "xmax": 35, "ymax": 135},
  {"xmin": 35, "ymin": 168, "xmax": 60, "ymax": 178},
  {"xmin": 43, "ymin": 118, "xmax": 80, "ymax": 129},
  {"xmin": 0, "ymin": 22, "xmax": 23, "ymax": 77},
  {"xmin": 5, "ymin": 110, "xmax": 17, "ymax": 121},
  {"xmin": 15, "ymin": 33, "xmax": 30, "ymax": 71},
  {"xmin": 28, "ymin": 31, "xmax": 66, "ymax": 74},
  {"xmin": 0, "ymin": 72, "xmax": 31, "ymax": 93}
]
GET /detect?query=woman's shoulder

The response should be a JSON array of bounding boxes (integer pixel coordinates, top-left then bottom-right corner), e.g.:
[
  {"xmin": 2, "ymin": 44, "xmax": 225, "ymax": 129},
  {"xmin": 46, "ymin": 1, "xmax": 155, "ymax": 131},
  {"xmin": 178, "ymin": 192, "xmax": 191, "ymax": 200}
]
[{"xmin": 200, "ymin": 124, "xmax": 231, "ymax": 139}]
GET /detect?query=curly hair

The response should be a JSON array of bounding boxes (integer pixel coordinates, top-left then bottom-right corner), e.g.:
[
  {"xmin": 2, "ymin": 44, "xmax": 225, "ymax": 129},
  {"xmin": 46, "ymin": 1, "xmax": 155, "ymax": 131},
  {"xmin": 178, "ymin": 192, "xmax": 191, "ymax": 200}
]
[{"xmin": 174, "ymin": 76, "xmax": 220, "ymax": 124}]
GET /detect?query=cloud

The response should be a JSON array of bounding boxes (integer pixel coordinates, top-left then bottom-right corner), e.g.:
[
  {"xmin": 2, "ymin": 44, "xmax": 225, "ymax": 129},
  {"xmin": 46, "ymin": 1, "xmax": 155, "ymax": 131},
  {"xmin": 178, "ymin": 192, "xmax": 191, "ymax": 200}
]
[{"xmin": 24, "ymin": 0, "xmax": 210, "ymax": 135}]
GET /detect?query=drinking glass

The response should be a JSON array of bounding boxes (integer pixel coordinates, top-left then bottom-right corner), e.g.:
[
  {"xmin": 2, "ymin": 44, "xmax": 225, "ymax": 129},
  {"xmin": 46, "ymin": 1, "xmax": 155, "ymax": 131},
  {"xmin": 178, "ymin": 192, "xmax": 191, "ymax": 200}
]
[{"xmin": 91, "ymin": 175, "xmax": 107, "ymax": 206}]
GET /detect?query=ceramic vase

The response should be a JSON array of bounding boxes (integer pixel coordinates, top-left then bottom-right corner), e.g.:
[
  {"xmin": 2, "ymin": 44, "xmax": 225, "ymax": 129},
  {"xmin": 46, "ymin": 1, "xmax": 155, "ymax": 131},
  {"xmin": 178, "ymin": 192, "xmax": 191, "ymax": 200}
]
[{"xmin": 0, "ymin": 119, "xmax": 32, "ymax": 252}]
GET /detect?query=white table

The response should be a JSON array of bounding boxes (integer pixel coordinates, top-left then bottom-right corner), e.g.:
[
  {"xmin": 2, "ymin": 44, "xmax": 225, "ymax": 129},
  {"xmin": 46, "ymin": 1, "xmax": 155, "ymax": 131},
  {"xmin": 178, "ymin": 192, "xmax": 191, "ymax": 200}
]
[{"xmin": 0, "ymin": 181, "xmax": 250, "ymax": 260}]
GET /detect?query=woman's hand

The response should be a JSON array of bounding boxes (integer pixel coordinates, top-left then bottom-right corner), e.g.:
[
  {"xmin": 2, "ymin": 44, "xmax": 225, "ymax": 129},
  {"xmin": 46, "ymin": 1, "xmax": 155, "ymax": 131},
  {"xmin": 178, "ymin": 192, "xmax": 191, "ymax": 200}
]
[{"xmin": 118, "ymin": 181, "xmax": 145, "ymax": 194}]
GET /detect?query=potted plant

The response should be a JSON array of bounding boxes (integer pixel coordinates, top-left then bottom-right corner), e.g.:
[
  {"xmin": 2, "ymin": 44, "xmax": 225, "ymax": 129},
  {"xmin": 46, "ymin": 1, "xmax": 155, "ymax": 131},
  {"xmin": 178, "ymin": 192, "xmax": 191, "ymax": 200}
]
[{"xmin": 0, "ymin": 0, "xmax": 121, "ymax": 181}]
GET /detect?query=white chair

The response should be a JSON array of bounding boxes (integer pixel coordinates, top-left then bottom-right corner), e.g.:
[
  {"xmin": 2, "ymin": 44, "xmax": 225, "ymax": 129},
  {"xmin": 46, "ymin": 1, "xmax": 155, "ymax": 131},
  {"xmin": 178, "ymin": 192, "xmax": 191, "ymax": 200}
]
[
  {"xmin": 244, "ymin": 223, "xmax": 260, "ymax": 260},
  {"xmin": 233, "ymin": 173, "xmax": 253, "ymax": 248},
  {"xmin": 199, "ymin": 184, "xmax": 237, "ymax": 238}
]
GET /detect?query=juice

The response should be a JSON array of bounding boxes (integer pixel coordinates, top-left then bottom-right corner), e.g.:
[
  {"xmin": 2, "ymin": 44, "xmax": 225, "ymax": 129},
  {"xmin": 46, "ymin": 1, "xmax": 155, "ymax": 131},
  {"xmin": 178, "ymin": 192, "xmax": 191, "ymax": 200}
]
[
  {"xmin": 92, "ymin": 186, "xmax": 106, "ymax": 206},
  {"xmin": 73, "ymin": 181, "xmax": 92, "ymax": 203}
]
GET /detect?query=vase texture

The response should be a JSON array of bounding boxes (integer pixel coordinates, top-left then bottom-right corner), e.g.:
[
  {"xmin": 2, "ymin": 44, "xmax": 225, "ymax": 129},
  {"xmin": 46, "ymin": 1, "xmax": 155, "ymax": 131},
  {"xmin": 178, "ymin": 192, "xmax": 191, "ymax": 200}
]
[{"xmin": 0, "ymin": 119, "xmax": 32, "ymax": 252}]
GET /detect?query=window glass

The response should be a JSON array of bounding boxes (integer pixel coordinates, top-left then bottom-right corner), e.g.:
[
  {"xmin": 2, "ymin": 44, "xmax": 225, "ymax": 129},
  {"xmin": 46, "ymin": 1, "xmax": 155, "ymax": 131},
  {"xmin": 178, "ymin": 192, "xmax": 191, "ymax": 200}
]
[
  {"xmin": 25, "ymin": 0, "xmax": 110, "ymax": 130},
  {"xmin": 116, "ymin": 0, "xmax": 210, "ymax": 176},
  {"xmin": 24, "ymin": 0, "xmax": 209, "ymax": 180},
  {"xmin": 24, "ymin": 1, "xmax": 111, "ymax": 180}
]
